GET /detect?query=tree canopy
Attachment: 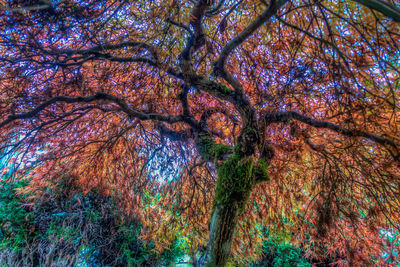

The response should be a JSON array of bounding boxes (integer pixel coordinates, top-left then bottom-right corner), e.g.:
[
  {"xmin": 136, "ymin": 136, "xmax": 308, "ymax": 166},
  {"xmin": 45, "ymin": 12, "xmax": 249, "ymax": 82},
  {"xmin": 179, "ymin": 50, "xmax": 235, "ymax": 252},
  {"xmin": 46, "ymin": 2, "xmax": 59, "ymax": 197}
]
[{"xmin": 1, "ymin": 0, "xmax": 400, "ymax": 265}]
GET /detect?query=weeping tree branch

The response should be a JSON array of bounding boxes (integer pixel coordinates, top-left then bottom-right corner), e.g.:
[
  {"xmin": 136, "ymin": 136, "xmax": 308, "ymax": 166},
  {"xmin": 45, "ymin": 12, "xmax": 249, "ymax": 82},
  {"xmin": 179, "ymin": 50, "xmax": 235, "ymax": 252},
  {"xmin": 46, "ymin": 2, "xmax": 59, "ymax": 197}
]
[
  {"xmin": 264, "ymin": 111, "xmax": 399, "ymax": 156},
  {"xmin": 206, "ymin": 0, "xmax": 226, "ymax": 16},
  {"xmin": 49, "ymin": 41, "xmax": 158, "ymax": 58},
  {"xmin": 157, "ymin": 122, "xmax": 192, "ymax": 141},
  {"xmin": 200, "ymin": 107, "xmax": 239, "ymax": 126},
  {"xmin": 0, "ymin": 39, "xmax": 183, "ymax": 79},
  {"xmin": 211, "ymin": 0, "xmax": 289, "ymax": 127},
  {"xmin": 176, "ymin": 0, "xmax": 216, "ymax": 133},
  {"xmin": 0, "ymin": 93, "xmax": 192, "ymax": 129}
]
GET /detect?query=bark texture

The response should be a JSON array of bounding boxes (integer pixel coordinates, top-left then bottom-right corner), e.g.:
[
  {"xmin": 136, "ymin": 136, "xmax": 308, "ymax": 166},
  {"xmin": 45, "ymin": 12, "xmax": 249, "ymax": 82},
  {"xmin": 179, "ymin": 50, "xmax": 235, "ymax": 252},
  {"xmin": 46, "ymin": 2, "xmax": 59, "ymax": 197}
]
[
  {"xmin": 199, "ymin": 127, "xmax": 265, "ymax": 266},
  {"xmin": 202, "ymin": 203, "xmax": 241, "ymax": 266}
]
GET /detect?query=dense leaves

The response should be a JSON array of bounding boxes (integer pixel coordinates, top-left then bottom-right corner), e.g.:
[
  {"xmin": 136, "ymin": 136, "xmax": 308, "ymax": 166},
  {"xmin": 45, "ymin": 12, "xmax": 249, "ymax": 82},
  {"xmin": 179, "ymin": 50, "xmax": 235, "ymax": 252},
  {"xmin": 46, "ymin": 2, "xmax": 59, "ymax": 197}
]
[{"xmin": 1, "ymin": 0, "xmax": 400, "ymax": 265}]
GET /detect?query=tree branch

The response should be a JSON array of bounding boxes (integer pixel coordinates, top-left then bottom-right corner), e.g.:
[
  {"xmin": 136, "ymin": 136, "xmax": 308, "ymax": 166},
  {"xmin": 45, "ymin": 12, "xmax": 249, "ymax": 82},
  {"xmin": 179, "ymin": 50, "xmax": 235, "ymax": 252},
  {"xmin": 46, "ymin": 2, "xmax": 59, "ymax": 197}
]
[
  {"xmin": 353, "ymin": 0, "xmax": 400, "ymax": 22},
  {"xmin": 165, "ymin": 18, "xmax": 192, "ymax": 34},
  {"xmin": 157, "ymin": 122, "xmax": 192, "ymax": 141},
  {"xmin": 264, "ymin": 111, "xmax": 399, "ymax": 153},
  {"xmin": 180, "ymin": 0, "xmax": 213, "ymax": 61},
  {"xmin": 1, "ymin": 40, "xmax": 183, "ymax": 79},
  {"xmin": 200, "ymin": 107, "xmax": 239, "ymax": 126},
  {"xmin": 206, "ymin": 0, "xmax": 226, "ymax": 16},
  {"xmin": 178, "ymin": 84, "xmax": 191, "ymax": 117},
  {"xmin": 53, "ymin": 41, "xmax": 158, "ymax": 58},
  {"xmin": 0, "ymin": 93, "xmax": 187, "ymax": 129},
  {"xmin": 214, "ymin": 0, "xmax": 289, "ymax": 92}
]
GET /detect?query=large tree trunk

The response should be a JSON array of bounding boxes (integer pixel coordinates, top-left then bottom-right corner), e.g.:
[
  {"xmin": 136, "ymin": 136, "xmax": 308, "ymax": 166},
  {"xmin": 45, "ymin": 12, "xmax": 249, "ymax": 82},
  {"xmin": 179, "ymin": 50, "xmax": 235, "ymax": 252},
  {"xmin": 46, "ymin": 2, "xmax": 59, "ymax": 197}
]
[
  {"xmin": 197, "ymin": 128, "xmax": 266, "ymax": 266},
  {"xmin": 200, "ymin": 153, "xmax": 255, "ymax": 266},
  {"xmin": 201, "ymin": 202, "xmax": 245, "ymax": 266}
]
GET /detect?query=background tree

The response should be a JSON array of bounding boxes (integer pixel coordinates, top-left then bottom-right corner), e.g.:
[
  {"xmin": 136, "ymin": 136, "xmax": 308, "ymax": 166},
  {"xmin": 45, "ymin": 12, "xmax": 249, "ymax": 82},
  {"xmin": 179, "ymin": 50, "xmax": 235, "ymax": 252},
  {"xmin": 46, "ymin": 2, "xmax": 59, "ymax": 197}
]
[{"xmin": 1, "ymin": 0, "xmax": 400, "ymax": 265}]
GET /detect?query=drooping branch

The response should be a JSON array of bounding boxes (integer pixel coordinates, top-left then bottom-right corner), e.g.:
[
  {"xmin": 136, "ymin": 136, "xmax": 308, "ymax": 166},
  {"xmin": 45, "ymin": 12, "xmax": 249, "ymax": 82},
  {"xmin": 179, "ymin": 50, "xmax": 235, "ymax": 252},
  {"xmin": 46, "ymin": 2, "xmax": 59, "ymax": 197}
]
[
  {"xmin": 276, "ymin": 17, "xmax": 348, "ymax": 61},
  {"xmin": 49, "ymin": 41, "xmax": 163, "ymax": 68},
  {"xmin": 165, "ymin": 18, "xmax": 193, "ymax": 34},
  {"xmin": 217, "ymin": 0, "xmax": 288, "ymax": 60},
  {"xmin": 0, "ymin": 39, "xmax": 183, "ymax": 79},
  {"xmin": 189, "ymin": 75, "xmax": 256, "ymax": 127},
  {"xmin": 0, "ymin": 1, "xmax": 52, "ymax": 12},
  {"xmin": 157, "ymin": 122, "xmax": 192, "ymax": 142},
  {"xmin": 189, "ymin": 75, "xmax": 236, "ymax": 102},
  {"xmin": 51, "ymin": 41, "xmax": 158, "ymax": 59},
  {"xmin": 264, "ymin": 111, "xmax": 399, "ymax": 155},
  {"xmin": 189, "ymin": 0, "xmax": 213, "ymax": 52},
  {"xmin": 200, "ymin": 107, "xmax": 239, "ymax": 126},
  {"xmin": 352, "ymin": 0, "xmax": 400, "ymax": 22},
  {"xmin": 0, "ymin": 106, "xmax": 97, "ymax": 157},
  {"xmin": 0, "ymin": 93, "xmax": 189, "ymax": 129},
  {"xmin": 176, "ymin": 0, "xmax": 263, "ymax": 128},
  {"xmin": 206, "ymin": 0, "xmax": 226, "ymax": 16},
  {"xmin": 178, "ymin": 84, "xmax": 191, "ymax": 117},
  {"xmin": 177, "ymin": 1, "xmax": 219, "ymax": 123},
  {"xmin": 208, "ymin": 0, "xmax": 289, "ymax": 127}
]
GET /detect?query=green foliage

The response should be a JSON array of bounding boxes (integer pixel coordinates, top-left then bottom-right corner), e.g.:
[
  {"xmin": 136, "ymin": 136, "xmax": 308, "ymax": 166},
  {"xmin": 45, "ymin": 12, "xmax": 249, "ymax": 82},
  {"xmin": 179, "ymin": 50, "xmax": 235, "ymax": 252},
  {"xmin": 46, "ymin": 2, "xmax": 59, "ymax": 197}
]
[
  {"xmin": 380, "ymin": 229, "xmax": 400, "ymax": 264},
  {"xmin": 46, "ymin": 222, "xmax": 81, "ymax": 244},
  {"xmin": 112, "ymin": 222, "xmax": 184, "ymax": 267},
  {"xmin": 0, "ymin": 176, "xmax": 185, "ymax": 266},
  {"xmin": 0, "ymin": 178, "xmax": 36, "ymax": 252},
  {"xmin": 220, "ymin": 84, "xmax": 232, "ymax": 94},
  {"xmin": 162, "ymin": 237, "xmax": 187, "ymax": 266},
  {"xmin": 259, "ymin": 241, "xmax": 310, "ymax": 267},
  {"xmin": 253, "ymin": 228, "xmax": 310, "ymax": 267},
  {"xmin": 116, "ymin": 224, "xmax": 151, "ymax": 266}
]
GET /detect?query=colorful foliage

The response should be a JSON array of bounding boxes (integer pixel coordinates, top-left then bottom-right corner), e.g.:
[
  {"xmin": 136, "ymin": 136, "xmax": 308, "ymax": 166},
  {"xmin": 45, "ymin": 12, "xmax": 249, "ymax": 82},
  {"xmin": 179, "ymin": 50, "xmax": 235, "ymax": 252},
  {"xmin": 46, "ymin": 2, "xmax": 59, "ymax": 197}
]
[{"xmin": 0, "ymin": 0, "xmax": 400, "ymax": 265}]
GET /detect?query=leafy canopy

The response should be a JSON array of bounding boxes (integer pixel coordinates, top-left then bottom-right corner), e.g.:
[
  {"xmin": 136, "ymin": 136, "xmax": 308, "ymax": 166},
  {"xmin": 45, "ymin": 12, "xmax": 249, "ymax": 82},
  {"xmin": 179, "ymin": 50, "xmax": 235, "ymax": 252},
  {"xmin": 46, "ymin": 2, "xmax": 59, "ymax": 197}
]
[{"xmin": 0, "ymin": 0, "xmax": 400, "ymax": 264}]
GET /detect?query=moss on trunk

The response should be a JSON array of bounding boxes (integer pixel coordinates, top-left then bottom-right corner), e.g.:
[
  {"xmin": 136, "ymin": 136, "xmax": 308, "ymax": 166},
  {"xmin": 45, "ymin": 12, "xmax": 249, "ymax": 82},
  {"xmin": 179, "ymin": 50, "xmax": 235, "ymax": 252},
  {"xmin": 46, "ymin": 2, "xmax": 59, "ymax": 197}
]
[
  {"xmin": 254, "ymin": 158, "xmax": 270, "ymax": 183},
  {"xmin": 215, "ymin": 149, "xmax": 255, "ymax": 214},
  {"xmin": 197, "ymin": 135, "xmax": 232, "ymax": 164},
  {"xmin": 198, "ymin": 129, "xmax": 270, "ymax": 267}
]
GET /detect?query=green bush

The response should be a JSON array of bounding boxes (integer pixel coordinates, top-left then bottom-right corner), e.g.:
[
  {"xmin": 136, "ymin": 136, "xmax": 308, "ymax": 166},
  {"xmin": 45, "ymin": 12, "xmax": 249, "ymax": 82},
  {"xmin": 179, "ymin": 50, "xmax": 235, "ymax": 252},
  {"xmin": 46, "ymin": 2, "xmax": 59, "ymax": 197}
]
[
  {"xmin": 0, "ymin": 179, "xmax": 36, "ymax": 252},
  {"xmin": 0, "ymin": 176, "xmax": 184, "ymax": 266},
  {"xmin": 253, "ymin": 229, "xmax": 310, "ymax": 267}
]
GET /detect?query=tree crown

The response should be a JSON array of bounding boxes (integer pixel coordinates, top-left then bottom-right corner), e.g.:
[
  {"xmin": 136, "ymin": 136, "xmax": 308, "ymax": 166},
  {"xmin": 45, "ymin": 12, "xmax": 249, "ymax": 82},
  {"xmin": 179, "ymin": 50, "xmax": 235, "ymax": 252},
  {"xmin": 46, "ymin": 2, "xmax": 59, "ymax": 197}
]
[{"xmin": 1, "ymin": 0, "xmax": 399, "ymax": 263}]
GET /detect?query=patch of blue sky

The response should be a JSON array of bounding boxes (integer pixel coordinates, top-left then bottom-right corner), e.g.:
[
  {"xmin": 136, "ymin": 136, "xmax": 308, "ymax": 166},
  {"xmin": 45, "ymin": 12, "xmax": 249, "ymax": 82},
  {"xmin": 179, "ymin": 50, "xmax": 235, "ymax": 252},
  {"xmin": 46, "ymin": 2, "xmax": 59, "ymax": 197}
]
[
  {"xmin": 0, "ymin": 139, "xmax": 30, "ymax": 177},
  {"xmin": 393, "ymin": 51, "xmax": 400, "ymax": 67},
  {"xmin": 139, "ymin": 139, "xmax": 188, "ymax": 184},
  {"xmin": 0, "ymin": 150, "xmax": 13, "ymax": 176},
  {"xmin": 335, "ymin": 23, "xmax": 352, "ymax": 37}
]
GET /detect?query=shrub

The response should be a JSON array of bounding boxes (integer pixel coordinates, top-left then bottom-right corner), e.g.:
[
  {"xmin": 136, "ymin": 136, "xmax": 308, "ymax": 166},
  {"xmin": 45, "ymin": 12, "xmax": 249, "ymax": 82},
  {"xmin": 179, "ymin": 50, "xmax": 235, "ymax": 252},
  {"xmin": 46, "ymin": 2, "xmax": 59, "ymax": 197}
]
[
  {"xmin": 0, "ymin": 179, "xmax": 36, "ymax": 252},
  {"xmin": 0, "ymin": 176, "xmax": 184, "ymax": 266},
  {"xmin": 253, "ymin": 228, "xmax": 310, "ymax": 267}
]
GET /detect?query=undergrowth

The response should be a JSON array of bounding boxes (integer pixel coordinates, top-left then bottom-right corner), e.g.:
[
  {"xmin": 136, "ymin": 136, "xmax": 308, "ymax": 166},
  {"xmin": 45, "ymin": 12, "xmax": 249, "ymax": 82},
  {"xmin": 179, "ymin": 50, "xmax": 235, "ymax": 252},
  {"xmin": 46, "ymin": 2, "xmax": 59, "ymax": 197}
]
[{"xmin": 0, "ymin": 176, "xmax": 184, "ymax": 266}]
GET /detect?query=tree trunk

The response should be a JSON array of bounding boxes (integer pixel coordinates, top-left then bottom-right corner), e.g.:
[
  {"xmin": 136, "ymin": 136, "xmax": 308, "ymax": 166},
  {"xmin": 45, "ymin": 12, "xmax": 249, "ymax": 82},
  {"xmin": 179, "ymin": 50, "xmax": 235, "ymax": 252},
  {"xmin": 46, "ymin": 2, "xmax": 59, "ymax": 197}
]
[
  {"xmin": 197, "ymin": 128, "xmax": 264, "ymax": 266},
  {"xmin": 200, "ymin": 154, "xmax": 255, "ymax": 266},
  {"xmin": 201, "ymin": 202, "xmax": 243, "ymax": 266}
]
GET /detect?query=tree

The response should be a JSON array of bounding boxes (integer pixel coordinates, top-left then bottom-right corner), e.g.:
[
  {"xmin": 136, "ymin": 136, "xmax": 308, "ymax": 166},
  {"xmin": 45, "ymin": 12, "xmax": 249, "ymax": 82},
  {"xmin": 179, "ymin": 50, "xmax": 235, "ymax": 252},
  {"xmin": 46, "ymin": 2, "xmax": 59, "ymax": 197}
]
[{"xmin": 1, "ymin": 0, "xmax": 400, "ymax": 265}]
